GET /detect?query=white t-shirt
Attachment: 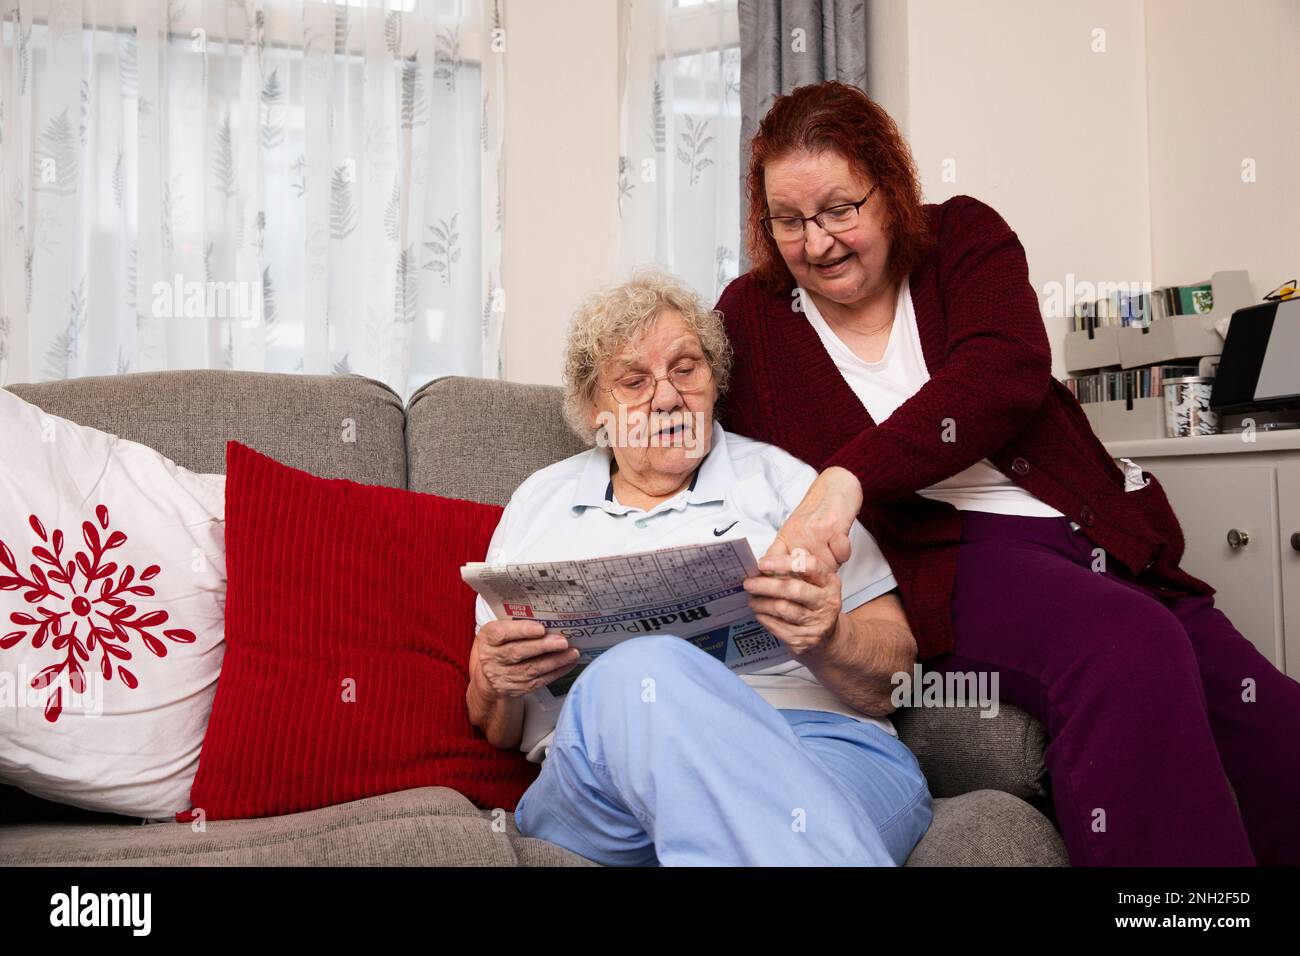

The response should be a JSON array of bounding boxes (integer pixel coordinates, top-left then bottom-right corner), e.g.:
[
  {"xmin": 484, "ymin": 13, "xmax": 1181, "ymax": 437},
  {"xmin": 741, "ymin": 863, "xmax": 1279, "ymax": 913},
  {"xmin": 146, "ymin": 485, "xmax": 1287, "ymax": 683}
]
[
  {"xmin": 474, "ymin": 421, "xmax": 901, "ymax": 763},
  {"xmin": 800, "ymin": 278, "xmax": 1065, "ymax": 518}
]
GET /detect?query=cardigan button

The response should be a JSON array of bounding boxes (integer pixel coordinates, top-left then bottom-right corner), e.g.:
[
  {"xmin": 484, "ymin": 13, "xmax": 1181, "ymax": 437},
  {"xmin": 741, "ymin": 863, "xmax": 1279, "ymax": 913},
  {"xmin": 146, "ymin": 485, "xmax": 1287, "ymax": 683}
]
[
  {"xmin": 1011, "ymin": 457, "xmax": 1030, "ymax": 476},
  {"xmin": 1079, "ymin": 506, "xmax": 1096, "ymax": 527}
]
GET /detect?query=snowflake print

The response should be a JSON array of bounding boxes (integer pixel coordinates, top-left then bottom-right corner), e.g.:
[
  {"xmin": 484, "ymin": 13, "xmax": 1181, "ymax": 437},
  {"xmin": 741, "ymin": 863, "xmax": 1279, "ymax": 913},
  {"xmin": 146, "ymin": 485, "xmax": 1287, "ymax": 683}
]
[{"xmin": 0, "ymin": 505, "xmax": 196, "ymax": 722}]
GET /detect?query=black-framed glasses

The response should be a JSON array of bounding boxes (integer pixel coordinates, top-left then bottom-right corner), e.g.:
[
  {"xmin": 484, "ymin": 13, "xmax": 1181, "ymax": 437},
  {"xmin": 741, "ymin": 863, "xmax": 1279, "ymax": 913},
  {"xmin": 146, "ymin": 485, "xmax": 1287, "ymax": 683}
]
[
  {"xmin": 600, "ymin": 360, "xmax": 713, "ymax": 406},
  {"xmin": 1264, "ymin": 279, "xmax": 1297, "ymax": 302},
  {"xmin": 761, "ymin": 184, "xmax": 878, "ymax": 241}
]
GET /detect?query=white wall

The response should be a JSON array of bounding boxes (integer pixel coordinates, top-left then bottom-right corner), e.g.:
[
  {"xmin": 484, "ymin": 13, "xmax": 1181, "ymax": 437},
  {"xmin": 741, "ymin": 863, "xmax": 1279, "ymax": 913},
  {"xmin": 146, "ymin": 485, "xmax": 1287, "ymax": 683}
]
[
  {"xmin": 1144, "ymin": 0, "xmax": 1300, "ymax": 293},
  {"xmin": 866, "ymin": 0, "xmax": 910, "ymax": 134},
  {"xmin": 499, "ymin": 0, "xmax": 1299, "ymax": 385},
  {"xmin": 502, "ymin": 0, "xmax": 621, "ymax": 386},
  {"xmin": 875, "ymin": 0, "xmax": 1299, "ymax": 375},
  {"xmin": 891, "ymin": 0, "xmax": 1154, "ymax": 375}
]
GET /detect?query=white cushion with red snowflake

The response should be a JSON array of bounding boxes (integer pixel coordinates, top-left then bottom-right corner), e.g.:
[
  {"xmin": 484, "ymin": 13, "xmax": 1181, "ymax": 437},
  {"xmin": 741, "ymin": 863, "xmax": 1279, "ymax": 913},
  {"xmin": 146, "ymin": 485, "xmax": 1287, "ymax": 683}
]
[{"xmin": 0, "ymin": 387, "xmax": 225, "ymax": 819}]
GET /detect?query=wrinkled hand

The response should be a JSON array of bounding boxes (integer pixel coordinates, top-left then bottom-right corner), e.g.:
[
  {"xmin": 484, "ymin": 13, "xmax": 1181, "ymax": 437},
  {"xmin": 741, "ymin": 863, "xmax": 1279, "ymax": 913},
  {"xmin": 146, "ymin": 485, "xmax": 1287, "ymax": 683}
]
[
  {"xmin": 743, "ymin": 548, "xmax": 842, "ymax": 660},
  {"xmin": 764, "ymin": 466, "xmax": 863, "ymax": 571},
  {"xmin": 472, "ymin": 618, "xmax": 581, "ymax": 700}
]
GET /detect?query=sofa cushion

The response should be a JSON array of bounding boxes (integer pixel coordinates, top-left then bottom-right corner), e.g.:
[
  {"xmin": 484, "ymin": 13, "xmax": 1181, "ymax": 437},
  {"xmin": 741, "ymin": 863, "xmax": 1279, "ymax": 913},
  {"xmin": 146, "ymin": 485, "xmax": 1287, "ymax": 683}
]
[
  {"xmin": 0, "ymin": 784, "xmax": 1066, "ymax": 867},
  {"xmin": 904, "ymin": 790, "xmax": 1068, "ymax": 866},
  {"xmin": 406, "ymin": 376, "xmax": 588, "ymax": 505},
  {"xmin": 482, "ymin": 789, "xmax": 1067, "ymax": 867},
  {"xmin": 0, "ymin": 787, "xmax": 527, "ymax": 866},
  {"xmin": 7, "ymin": 370, "xmax": 406, "ymax": 489},
  {"xmin": 510, "ymin": 833, "xmax": 603, "ymax": 867},
  {"xmin": 182, "ymin": 441, "xmax": 537, "ymax": 823},
  {"xmin": 0, "ymin": 388, "xmax": 228, "ymax": 818},
  {"xmin": 893, "ymin": 703, "xmax": 1048, "ymax": 801}
]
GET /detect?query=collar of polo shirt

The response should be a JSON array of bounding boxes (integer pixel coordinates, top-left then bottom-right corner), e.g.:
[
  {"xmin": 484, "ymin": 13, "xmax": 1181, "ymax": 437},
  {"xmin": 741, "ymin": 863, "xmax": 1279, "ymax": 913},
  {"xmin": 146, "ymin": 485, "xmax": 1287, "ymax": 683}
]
[{"xmin": 571, "ymin": 420, "xmax": 736, "ymax": 517}]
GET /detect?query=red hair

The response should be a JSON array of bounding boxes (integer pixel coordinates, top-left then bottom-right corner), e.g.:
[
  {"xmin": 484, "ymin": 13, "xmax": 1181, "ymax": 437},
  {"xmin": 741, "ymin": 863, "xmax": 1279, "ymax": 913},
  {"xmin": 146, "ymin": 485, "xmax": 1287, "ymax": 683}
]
[{"xmin": 746, "ymin": 82, "xmax": 932, "ymax": 291}]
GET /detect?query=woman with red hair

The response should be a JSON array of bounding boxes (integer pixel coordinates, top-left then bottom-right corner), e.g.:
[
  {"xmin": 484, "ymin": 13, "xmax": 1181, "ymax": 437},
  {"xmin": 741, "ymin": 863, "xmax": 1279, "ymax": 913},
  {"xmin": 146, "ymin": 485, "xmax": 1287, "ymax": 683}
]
[{"xmin": 716, "ymin": 80, "xmax": 1300, "ymax": 867}]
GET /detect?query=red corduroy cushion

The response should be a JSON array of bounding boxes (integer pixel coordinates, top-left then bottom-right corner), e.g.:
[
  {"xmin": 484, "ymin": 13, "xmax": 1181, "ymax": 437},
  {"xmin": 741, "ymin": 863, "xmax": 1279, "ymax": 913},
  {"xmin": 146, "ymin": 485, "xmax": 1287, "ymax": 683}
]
[{"xmin": 179, "ymin": 440, "xmax": 537, "ymax": 822}]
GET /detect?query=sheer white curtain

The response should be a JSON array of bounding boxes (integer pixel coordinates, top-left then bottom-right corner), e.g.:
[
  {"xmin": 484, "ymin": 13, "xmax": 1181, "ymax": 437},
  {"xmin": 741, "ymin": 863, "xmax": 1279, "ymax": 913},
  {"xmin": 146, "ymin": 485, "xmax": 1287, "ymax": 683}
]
[
  {"xmin": 618, "ymin": 0, "xmax": 739, "ymax": 305},
  {"xmin": 0, "ymin": 0, "xmax": 506, "ymax": 398}
]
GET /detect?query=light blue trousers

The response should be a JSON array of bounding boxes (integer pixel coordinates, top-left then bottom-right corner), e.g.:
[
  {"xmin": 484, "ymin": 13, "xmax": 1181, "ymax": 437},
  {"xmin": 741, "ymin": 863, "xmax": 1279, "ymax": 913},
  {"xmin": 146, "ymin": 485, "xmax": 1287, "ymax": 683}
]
[{"xmin": 515, "ymin": 636, "xmax": 933, "ymax": 866}]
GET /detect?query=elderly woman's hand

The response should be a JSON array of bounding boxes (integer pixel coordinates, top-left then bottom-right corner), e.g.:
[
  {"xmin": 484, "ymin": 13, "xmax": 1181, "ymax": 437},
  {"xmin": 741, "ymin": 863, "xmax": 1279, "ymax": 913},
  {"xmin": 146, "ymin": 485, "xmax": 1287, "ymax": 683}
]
[
  {"xmin": 471, "ymin": 619, "xmax": 581, "ymax": 700},
  {"xmin": 765, "ymin": 466, "xmax": 863, "ymax": 571},
  {"xmin": 742, "ymin": 548, "xmax": 842, "ymax": 660}
]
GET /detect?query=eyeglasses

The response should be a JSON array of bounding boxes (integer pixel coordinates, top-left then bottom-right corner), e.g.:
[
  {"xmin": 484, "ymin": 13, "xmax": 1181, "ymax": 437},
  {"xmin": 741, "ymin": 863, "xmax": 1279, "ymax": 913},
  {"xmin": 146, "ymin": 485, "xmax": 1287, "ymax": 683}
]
[
  {"xmin": 760, "ymin": 184, "xmax": 878, "ymax": 241},
  {"xmin": 600, "ymin": 360, "xmax": 713, "ymax": 406}
]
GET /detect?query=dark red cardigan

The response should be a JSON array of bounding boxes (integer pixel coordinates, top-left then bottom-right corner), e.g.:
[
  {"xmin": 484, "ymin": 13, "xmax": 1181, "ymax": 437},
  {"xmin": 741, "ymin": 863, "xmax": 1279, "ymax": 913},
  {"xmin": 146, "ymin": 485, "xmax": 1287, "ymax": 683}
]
[{"xmin": 714, "ymin": 194, "xmax": 1212, "ymax": 661}]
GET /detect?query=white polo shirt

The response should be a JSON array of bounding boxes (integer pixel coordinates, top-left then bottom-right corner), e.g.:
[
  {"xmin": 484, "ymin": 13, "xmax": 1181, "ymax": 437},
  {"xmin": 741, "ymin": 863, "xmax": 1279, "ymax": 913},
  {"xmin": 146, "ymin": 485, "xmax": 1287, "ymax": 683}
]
[{"xmin": 474, "ymin": 420, "xmax": 900, "ymax": 763}]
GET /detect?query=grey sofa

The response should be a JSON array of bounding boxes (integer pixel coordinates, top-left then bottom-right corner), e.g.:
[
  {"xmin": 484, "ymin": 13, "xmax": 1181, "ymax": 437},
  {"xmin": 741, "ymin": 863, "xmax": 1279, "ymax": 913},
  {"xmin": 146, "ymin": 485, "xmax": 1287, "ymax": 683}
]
[{"xmin": 0, "ymin": 370, "xmax": 1068, "ymax": 866}]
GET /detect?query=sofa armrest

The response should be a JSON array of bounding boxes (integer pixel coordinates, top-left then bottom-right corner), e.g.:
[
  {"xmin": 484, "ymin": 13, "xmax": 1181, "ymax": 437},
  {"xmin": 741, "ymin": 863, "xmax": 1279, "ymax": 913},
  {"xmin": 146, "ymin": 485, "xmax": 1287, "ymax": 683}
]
[{"xmin": 892, "ymin": 703, "xmax": 1048, "ymax": 801}]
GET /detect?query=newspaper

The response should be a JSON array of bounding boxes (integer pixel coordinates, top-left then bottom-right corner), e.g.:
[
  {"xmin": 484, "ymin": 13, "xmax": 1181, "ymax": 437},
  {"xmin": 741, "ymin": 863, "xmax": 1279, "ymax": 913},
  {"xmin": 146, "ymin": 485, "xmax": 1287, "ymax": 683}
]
[{"xmin": 461, "ymin": 538, "xmax": 791, "ymax": 711}]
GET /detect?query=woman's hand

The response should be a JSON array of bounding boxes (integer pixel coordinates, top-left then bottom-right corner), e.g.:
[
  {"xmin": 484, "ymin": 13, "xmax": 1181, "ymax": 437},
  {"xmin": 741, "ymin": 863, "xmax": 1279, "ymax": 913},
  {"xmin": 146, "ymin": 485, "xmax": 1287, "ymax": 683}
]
[
  {"xmin": 742, "ymin": 548, "xmax": 843, "ymax": 661},
  {"xmin": 766, "ymin": 466, "xmax": 863, "ymax": 571},
  {"xmin": 471, "ymin": 619, "xmax": 581, "ymax": 701}
]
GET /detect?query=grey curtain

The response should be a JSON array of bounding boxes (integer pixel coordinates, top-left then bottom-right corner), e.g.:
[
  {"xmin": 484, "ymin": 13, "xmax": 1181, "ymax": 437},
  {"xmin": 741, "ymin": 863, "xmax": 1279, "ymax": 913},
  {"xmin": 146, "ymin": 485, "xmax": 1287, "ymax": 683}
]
[{"xmin": 738, "ymin": 0, "xmax": 867, "ymax": 270}]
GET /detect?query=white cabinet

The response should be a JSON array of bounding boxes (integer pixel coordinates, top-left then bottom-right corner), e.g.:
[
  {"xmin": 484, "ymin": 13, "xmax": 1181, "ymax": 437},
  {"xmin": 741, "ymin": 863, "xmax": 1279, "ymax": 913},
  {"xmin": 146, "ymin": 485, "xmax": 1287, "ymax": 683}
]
[
  {"xmin": 1140, "ymin": 464, "xmax": 1280, "ymax": 663},
  {"xmin": 1105, "ymin": 432, "xmax": 1300, "ymax": 680}
]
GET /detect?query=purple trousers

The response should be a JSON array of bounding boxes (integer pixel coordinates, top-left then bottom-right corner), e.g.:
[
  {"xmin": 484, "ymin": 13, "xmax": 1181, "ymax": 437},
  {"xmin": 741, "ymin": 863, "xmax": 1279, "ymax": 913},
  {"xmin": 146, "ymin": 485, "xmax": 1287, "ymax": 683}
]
[{"xmin": 925, "ymin": 510, "xmax": 1300, "ymax": 866}]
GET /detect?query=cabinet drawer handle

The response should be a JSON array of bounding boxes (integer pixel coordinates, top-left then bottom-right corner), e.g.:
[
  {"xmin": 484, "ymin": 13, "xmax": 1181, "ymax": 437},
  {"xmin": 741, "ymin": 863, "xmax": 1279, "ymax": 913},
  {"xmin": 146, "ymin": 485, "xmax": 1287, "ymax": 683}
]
[
  {"xmin": 1292, "ymin": 532, "xmax": 1300, "ymax": 553},
  {"xmin": 1227, "ymin": 529, "xmax": 1250, "ymax": 550}
]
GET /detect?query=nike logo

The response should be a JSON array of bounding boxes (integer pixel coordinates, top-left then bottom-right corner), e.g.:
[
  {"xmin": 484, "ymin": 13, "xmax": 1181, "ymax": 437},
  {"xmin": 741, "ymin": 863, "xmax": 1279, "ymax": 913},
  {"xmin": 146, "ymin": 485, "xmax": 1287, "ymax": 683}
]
[{"xmin": 713, "ymin": 521, "xmax": 739, "ymax": 536}]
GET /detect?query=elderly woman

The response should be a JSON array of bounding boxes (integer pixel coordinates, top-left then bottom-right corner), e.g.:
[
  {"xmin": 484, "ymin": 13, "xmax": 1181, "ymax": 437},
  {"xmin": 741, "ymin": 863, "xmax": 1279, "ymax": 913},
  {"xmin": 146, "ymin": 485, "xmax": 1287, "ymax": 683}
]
[
  {"xmin": 715, "ymin": 80, "xmax": 1300, "ymax": 866},
  {"xmin": 465, "ymin": 270, "xmax": 932, "ymax": 866}
]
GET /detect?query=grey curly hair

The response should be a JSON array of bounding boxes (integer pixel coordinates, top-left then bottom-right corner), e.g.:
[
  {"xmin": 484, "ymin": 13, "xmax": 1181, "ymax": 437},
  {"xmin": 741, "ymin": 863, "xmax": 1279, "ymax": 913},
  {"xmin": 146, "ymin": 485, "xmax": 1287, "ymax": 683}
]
[{"xmin": 561, "ymin": 269, "xmax": 733, "ymax": 445}]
